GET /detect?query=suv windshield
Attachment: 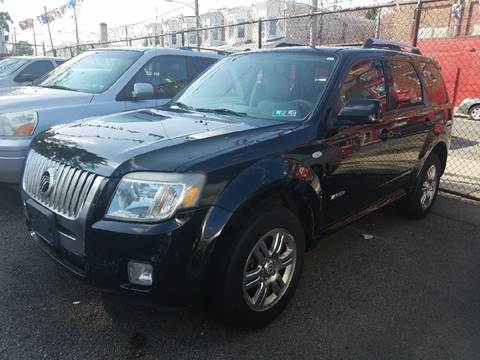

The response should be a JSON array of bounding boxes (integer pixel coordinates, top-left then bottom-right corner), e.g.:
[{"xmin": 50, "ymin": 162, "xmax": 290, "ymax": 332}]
[
  {"xmin": 37, "ymin": 50, "xmax": 142, "ymax": 94},
  {"xmin": 0, "ymin": 58, "xmax": 29, "ymax": 77},
  {"xmin": 172, "ymin": 52, "xmax": 337, "ymax": 121}
]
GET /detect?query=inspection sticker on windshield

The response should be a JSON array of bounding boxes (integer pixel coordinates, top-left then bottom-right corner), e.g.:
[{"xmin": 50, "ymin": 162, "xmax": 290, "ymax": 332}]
[{"xmin": 272, "ymin": 110, "xmax": 297, "ymax": 117}]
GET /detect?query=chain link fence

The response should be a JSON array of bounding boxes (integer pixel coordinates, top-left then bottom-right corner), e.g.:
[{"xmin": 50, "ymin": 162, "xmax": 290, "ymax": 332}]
[{"xmin": 4, "ymin": 0, "xmax": 480, "ymax": 200}]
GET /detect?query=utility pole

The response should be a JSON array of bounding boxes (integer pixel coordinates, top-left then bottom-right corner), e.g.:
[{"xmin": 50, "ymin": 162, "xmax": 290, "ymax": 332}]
[
  {"xmin": 44, "ymin": 6, "xmax": 56, "ymax": 56},
  {"xmin": 73, "ymin": 2, "xmax": 80, "ymax": 49},
  {"xmin": 310, "ymin": 0, "xmax": 318, "ymax": 48},
  {"xmin": 195, "ymin": 0, "xmax": 200, "ymax": 50},
  {"xmin": 12, "ymin": 26, "xmax": 17, "ymax": 55},
  {"xmin": 32, "ymin": 22, "xmax": 38, "ymax": 55}
]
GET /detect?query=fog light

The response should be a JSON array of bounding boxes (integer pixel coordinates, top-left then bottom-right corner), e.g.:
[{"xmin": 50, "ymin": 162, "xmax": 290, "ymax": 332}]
[{"xmin": 128, "ymin": 261, "xmax": 153, "ymax": 286}]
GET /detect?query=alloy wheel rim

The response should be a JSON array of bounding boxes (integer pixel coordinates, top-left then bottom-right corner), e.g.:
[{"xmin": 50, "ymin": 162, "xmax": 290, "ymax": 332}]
[
  {"xmin": 471, "ymin": 108, "xmax": 480, "ymax": 121},
  {"xmin": 420, "ymin": 164, "xmax": 438, "ymax": 210},
  {"xmin": 243, "ymin": 228, "xmax": 297, "ymax": 312}
]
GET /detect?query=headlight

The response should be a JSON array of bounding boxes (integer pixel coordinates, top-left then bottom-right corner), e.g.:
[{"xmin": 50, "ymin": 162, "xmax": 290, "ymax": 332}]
[
  {"xmin": 106, "ymin": 172, "xmax": 206, "ymax": 222},
  {"xmin": 0, "ymin": 111, "xmax": 38, "ymax": 136}
]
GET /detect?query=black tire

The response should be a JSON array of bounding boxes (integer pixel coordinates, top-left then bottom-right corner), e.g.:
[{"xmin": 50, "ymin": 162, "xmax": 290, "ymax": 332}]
[
  {"xmin": 213, "ymin": 206, "xmax": 305, "ymax": 329},
  {"xmin": 397, "ymin": 153, "xmax": 442, "ymax": 219},
  {"xmin": 469, "ymin": 105, "xmax": 480, "ymax": 121}
]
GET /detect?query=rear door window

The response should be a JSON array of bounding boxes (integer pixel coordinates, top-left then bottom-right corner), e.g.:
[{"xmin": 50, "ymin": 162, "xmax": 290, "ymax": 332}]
[
  {"xmin": 420, "ymin": 62, "xmax": 448, "ymax": 105},
  {"xmin": 386, "ymin": 60, "xmax": 423, "ymax": 110},
  {"xmin": 189, "ymin": 57, "xmax": 217, "ymax": 79}
]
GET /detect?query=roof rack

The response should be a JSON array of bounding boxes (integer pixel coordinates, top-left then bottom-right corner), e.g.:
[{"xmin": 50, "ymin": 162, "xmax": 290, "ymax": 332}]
[
  {"xmin": 179, "ymin": 47, "xmax": 231, "ymax": 56},
  {"xmin": 363, "ymin": 38, "xmax": 422, "ymax": 55}
]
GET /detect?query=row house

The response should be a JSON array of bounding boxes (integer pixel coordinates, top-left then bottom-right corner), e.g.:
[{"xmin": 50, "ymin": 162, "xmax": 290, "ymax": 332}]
[{"xmin": 140, "ymin": 0, "xmax": 375, "ymax": 50}]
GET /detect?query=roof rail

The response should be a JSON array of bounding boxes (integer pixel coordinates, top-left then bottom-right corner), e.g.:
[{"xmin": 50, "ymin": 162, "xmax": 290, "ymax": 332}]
[
  {"xmin": 363, "ymin": 38, "xmax": 422, "ymax": 55},
  {"xmin": 179, "ymin": 46, "xmax": 230, "ymax": 56}
]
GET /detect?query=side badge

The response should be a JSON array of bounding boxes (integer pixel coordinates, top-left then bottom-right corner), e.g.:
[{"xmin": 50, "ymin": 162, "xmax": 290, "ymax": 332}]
[
  {"xmin": 330, "ymin": 190, "xmax": 346, "ymax": 200},
  {"xmin": 312, "ymin": 151, "xmax": 323, "ymax": 159}
]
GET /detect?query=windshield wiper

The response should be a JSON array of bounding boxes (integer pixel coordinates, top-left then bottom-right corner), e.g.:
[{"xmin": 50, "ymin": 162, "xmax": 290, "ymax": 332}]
[
  {"xmin": 39, "ymin": 84, "xmax": 79, "ymax": 92},
  {"xmin": 170, "ymin": 101, "xmax": 194, "ymax": 111},
  {"xmin": 195, "ymin": 108, "xmax": 247, "ymax": 117}
]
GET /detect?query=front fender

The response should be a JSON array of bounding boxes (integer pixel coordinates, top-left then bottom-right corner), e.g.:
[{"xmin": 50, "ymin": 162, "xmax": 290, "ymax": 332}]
[{"xmin": 185, "ymin": 157, "xmax": 322, "ymax": 284}]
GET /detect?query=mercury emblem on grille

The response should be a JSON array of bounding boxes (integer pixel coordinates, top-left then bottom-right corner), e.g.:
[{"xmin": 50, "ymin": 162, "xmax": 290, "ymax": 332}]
[{"xmin": 40, "ymin": 168, "xmax": 57, "ymax": 196}]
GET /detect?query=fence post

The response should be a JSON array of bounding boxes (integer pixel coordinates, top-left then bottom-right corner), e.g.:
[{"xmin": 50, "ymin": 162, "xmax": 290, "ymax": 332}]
[
  {"xmin": 42, "ymin": 42, "xmax": 46, "ymax": 56},
  {"xmin": 181, "ymin": 31, "xmax": 185, "ymax": 47},
  {"xmin": 258, "ymin": 19, "xmax": 263, "ymax": 49},
  {"xmin": 412, "ymin": 0, "xmax": 423, "ymax": 46}
]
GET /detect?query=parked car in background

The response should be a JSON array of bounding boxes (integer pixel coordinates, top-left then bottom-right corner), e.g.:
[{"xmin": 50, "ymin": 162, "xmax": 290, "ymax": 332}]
[
  {"xmin": 0, "ymin": 56, "xmax": 65, "ymax": 88},
  {"xmin": 21, "ymin": 40, "xmax": 452, "ymax": 329},
  {"xmin": 457, "ymin": 98, "xmax": 480, "ymax": 120},
  {"xmin": 0, "ymin": 48, "xmax": 222, "ymax": 184}
]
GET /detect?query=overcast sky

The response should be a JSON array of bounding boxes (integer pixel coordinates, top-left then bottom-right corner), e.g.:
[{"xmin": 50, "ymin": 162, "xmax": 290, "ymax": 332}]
[{"xmin": 2, "ymin": 0, "xmax": 311, "ymax": 47}]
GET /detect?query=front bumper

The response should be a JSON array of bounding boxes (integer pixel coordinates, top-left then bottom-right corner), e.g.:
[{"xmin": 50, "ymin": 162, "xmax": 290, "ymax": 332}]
[
  {"xmin": 0, "ymin": 137, "xmax": 31, "ymax": 184},
  {"xmin": 24, "ymin": 194, "xmax": 213, "ymax": 305}
]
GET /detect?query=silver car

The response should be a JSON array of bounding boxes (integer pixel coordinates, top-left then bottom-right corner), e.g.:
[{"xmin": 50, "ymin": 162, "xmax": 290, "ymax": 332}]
[
  {"xmin": 0, "ymin": 48, "xmax": 221, "ymax": 184},
  {"xmin": 0, "ymin": 56, "xmax": 65, "ymax": 88}
]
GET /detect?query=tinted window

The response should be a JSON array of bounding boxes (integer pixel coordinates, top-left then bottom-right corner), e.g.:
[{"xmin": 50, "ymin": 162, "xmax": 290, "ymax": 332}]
[
  {"xmin": 18, "ymin": 60, "xmax": 54, "ymax": 79},
  {"xmin": 130, "ymin": 55, "xmax": 188, "ymax": 99},
  {"xmin": 387, "ymin": 60, "xmax": 423, "ymax": 109},
  {"xmin": 173, "ymin": 53, "xmax": 337, "ymax": 121},
  {"xmin": 55, "ymin": 60, "xmax": 66, "ymax": 66},
  {"xmin": 420, "ymin": 62, "xmax": 448, "ymax": 105},
  {"xmin": 189, "ymin": 57, "xmax": 216, "ymax": 79},
  {"xmin": 337, "ymin": 60, "xmax": 386, "ymax": 112}
]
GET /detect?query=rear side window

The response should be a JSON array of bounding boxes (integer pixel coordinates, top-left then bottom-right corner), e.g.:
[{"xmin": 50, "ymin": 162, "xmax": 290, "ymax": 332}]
[
  {"xmin": 18, "ymin": 60, "xmax": 54, "ymax": 79},
  {"xmin": 337, "ymin": 60, "xmax": 387, "ymax": 112},
  {"xmin": 55, "ymin": 60, "xmax": 66, "ymax": 66},
  {"xmin": 420, "ymin": 63, "xmax": 448, "ymax": 105},
  {"xmin": 189, "ymin": 57, "xmax": 217, "ymax": 79},
  {"xmin": 387, "ymin": 60, "xmax": 423, "ymax": 109}
]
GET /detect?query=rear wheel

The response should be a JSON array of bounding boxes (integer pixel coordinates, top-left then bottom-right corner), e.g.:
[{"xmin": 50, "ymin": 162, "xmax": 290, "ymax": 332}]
[
  {"xmin": 214, "ymin": 207, "xmax": 305, "ymax": 329},
  {"xmin": 397, "ymin": 153, "xmax": 441, "ymax": 219},
  {"xmin": 469, "ymin": 105, "xmax": 480, "ymax": 121}
]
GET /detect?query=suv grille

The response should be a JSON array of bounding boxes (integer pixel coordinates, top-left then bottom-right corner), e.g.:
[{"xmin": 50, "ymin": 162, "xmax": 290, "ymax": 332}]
[{"xmin": 23, "ymin": 150, "xmax": 104, "ymax": 219}]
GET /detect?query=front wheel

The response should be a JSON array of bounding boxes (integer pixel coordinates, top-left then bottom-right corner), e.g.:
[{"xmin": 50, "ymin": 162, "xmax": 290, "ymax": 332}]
[
  {"xmin": 397, "ymin": 153, "xmax": 441, "ymax": 219},
  {"xmin": 469, "ymin": 105, "xmax": 480, "ymax": 121},
  {"xmin": 214, "ymin": 207, "xmax": 305, "ymax": 329}
]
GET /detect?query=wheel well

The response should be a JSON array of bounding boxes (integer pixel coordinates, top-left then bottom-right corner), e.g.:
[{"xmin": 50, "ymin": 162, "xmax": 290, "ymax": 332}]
[
  {"xmin": 431, "ymin": 142, "xmax": 448, "ymax": 175},
  {"xmin": 220, "ymin": 186, "xmax": 317, "ymax": 252},
  {"xmin": 469, "ymin": 103, "xmax": 480, "ymax": 114}
]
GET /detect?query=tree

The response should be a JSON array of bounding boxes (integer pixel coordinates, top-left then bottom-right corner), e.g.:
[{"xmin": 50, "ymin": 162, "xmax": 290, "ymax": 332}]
[
  {"xmin": 364, "ymin": 8, "xmax": 378, "ymax": 21},
  {"xmin": 13, "ymin": 41, "xmax": 34, "ymax": 56},
  {"xmin": 0, "ymin": 11, "xmax": 12, "ymax": 33}
]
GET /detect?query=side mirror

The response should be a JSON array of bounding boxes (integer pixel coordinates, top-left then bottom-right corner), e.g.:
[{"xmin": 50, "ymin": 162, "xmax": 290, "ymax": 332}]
[
  {"xmin": 337, "ymin": 99, "xmax": 382, "ymax": 125},
  {"xmin": 14, "ymin": 73, "xmax": 37, "ymax": 83},
  {"xmin": 132, "ymin": 83, "xmax": 154, "ymax": 101}
]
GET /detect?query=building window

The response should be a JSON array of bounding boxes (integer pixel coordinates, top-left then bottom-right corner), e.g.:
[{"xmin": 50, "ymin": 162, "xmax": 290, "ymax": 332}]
[
  {"xmin": 212, "ymin": 28, "xmax": 219, "ymax": 41},
  {"xmin": 269, "ymin": 20, "xmax": 277, "ymax": 36},
  {"xmin": 189, "ymin": 31, "xmax": 197, "ymax": 44},
  {"xmin": 237, "ymin": 19, "xmax": 246, "ymax": 38},
  {"xmin": 171, "ymin": 33, "xmax": 177, "ymax": 45},
  {"xmin": 228, "ymin": 21, "xmax": 234, "ymax": 39}
]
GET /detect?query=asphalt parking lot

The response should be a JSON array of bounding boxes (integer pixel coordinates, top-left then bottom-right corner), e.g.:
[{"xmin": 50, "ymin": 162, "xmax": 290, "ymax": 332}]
[{"xmin": 1, "ymin": 185, "xmax": 479, "ymax": 360}]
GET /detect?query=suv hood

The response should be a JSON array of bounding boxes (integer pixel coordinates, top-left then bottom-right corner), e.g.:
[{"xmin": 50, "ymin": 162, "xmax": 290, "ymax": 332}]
[
  {"xmin": 33, "ymin": 108, "xmax": 295, "ymax": 177},
  {"xmin": 0, "ymin": 86, "xmax": 93, "ymax": 111}
]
